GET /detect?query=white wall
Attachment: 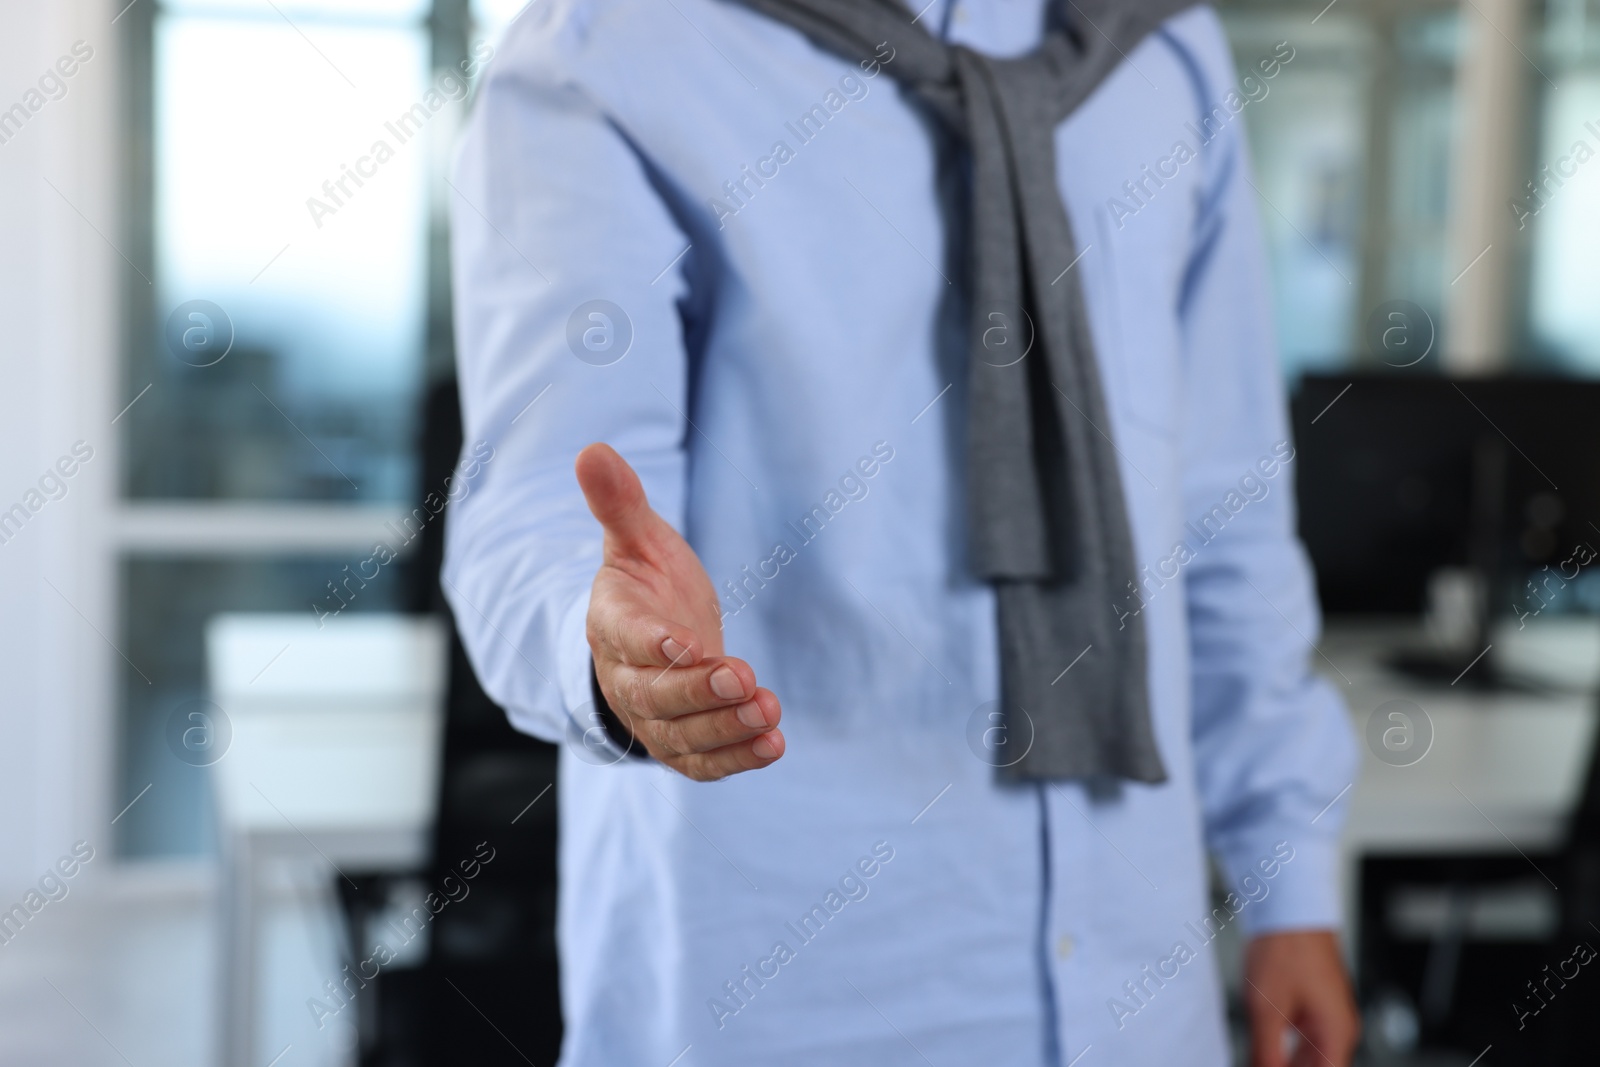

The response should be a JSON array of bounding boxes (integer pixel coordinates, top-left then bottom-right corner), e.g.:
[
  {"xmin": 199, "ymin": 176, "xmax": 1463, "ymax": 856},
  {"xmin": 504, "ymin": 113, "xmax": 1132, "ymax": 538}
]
[{"xmin": 0, "ymin": 0, "xmax": 119, "ymax": 889}]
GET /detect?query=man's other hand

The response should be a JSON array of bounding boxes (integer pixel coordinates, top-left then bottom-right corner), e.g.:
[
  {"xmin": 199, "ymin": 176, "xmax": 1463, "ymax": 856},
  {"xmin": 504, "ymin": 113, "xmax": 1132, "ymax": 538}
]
[
  {"xmin": 1244, "ymin": 930, "xmax": 1360, "ymax": 1067},
  {"xmin": 575, "ymin": 443, "xmax": 784, "ymax": 780}
]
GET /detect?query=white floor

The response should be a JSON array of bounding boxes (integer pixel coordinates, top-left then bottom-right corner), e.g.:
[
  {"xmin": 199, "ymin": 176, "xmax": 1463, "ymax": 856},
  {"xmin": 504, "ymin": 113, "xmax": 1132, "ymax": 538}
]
[
  {"xmin": 0, "ymin": 861, "xmax": 1487, "ymax": 1067},
  {"xmin": 0, "ymin": 860, "xmax": 357, "ymax": 1067}
]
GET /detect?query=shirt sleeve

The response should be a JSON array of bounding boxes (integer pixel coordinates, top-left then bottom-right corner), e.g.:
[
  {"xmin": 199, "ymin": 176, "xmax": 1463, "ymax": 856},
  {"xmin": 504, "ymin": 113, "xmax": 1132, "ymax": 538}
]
[
  {"xmin": 442, "ymin": 27, "xmax": 693, "ymax": 748},
  {"xmin": 1172, "ymin": 12, "xmax": 1359, "ymax": 936}
]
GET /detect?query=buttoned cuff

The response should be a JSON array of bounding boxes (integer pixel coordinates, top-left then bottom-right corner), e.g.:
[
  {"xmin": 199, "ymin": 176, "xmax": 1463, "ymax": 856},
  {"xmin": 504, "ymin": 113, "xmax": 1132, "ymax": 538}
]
[
  {"xmin": 555, "ymin": 585, "xmax": 650, "ymax": 763},
  {"xmin": 592, "ymin": 662, "xmax": 649, "ymax": 758},
  {"xmin": 1217, "ymin": 832, "xmax": 1343, "ymax": 937},
  {"xmin": 556, "ymin": 585, "xmax": 595, "ymax": 717}
]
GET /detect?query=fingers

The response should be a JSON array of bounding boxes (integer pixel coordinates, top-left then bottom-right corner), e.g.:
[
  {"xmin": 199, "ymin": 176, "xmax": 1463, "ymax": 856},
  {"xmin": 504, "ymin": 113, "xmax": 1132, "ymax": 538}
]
[
  {"xmin": 1248, "ymin": 991, "xmax": 1289, "ymax": 1067},
  {"xmin": 1290, "ymin": 997, "xmax": 1359, "ymax": 1067},
  {"xmin": 576, "ymin": 443, "xmax": 666, "ymax": 560},
  {"xmin": 600, "ymin": 681, "xmax": 784, "ymax": 781},
  {"xmin": 1288, "ymin": 1038, "xmax": 1325, "ymax": 1067},
  {"xmin": 593, "ymin": 607, "xmax": 704, "ymax": 670},
  {"xmin": 609, "ymin": 656, "xmax": 755, "ymax": 719},
  {"xmin": 1244, "ymin": 932, "xmax": 1359, "ymax": 1067},
  {"xmin": 675, "ymin": 726, "xmax": 786, "ymax": 781},
  {"xmin": 649, "ymin": 689, "xmax": 781, "ymax": 757},
  {"xmin": 573, "ymin": 442, "xmax": 784, "ymax": 784}
]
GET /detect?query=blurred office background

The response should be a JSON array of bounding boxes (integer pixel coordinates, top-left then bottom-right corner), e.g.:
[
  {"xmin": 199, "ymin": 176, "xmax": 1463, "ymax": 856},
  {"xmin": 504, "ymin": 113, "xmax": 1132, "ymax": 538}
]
[{"xmin": 2, "ymin": 0, "xmax": 1600, "ymax": 1063}]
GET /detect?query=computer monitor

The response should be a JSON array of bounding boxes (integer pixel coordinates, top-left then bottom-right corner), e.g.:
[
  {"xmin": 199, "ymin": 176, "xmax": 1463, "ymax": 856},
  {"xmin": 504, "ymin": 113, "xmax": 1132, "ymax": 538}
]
[{"xmin": 1291, "ymin": 373, "xmax": 1600, "ymax": 680}]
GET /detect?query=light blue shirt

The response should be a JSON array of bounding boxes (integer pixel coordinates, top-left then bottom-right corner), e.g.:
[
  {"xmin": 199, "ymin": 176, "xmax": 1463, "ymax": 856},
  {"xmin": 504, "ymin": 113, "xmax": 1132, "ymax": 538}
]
[{"xmin": 444, "ymin": 2, "xmax": 1358, "ymax": 1065}]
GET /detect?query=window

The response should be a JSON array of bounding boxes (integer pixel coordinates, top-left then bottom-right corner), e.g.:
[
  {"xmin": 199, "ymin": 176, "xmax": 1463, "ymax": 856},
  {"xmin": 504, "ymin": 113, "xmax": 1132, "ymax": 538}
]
[
  {"xmin": 1222, "ymin": 6, "xmax": 1374, "ymax": 375},
  {"xmin": 1218, "ymin": 0, "xmax": 1467, "ymax": 378},
  {"xmin": 1526, "ymin": 0, "xmax": 1600, "ymax": 373},
  {"xmin": 116, "ymin": 0, "xmax": 517, "ymax": 857}
]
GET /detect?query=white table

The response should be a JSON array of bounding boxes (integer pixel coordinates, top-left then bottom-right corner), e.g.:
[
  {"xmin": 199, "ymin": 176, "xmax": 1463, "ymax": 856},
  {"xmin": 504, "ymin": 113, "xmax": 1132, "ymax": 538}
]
[
  {"xmin": 206, "ymin": 613, "xmax": 447, "ymax": 1067},
  {"xmin": 1319, "ymin": 618, "xmax": 1600, "ymax": 948}
]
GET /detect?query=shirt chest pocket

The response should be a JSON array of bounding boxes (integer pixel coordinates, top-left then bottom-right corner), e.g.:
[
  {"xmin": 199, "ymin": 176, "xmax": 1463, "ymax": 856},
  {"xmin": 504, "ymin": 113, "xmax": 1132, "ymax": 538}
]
[{"xmin": 1086, "ymin": 198, "xmax": 1188, "ymax": 444}]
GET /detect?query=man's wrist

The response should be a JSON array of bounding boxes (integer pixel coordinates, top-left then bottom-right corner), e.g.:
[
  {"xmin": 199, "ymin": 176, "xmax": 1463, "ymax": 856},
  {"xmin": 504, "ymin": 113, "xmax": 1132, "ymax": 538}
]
[{"xmin": 591, "ymin": 661, "xmax": 650, "ymax": 759}]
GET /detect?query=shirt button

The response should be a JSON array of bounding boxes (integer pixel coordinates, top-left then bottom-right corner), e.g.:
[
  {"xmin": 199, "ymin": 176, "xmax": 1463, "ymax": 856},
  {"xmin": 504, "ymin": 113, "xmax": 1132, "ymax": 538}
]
[{"xmin": 1056, "ymin": 934, "xmax": 1075, "ymax": 961}]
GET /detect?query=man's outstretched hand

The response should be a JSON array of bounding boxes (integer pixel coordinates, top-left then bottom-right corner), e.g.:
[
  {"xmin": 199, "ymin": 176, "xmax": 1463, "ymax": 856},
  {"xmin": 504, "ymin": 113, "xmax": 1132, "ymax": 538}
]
[
  {"xmin": 1244, "ymin": 930, "xmax": 1360, "ymax": 1067},
  {"xmin": 575, "ymin": 443, "xmax": 784, "ymax": 781}
]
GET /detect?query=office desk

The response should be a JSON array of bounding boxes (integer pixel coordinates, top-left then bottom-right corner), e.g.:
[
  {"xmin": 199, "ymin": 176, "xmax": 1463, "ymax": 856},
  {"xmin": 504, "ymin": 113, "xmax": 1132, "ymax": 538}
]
[
  {"xmin": 206, "ymin": 614, "xmax": 447, "ymax": 1067},
  {"xmin": 1318, "ymin": 619, "xmax": 1600, "ymax": 944}
]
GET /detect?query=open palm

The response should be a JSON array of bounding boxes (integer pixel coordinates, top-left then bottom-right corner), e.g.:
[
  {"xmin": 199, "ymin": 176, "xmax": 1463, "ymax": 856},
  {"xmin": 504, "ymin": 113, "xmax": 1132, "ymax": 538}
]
[{"xmin": 575, "ymin": 443, "xmax": 784, "ymax": 780}]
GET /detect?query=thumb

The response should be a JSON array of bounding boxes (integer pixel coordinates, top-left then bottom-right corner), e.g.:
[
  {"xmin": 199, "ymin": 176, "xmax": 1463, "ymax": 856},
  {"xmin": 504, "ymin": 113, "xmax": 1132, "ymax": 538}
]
[
  {"xmin": 575, "ymin": 443, "xmax": 666, "ymax": 558},
  {"xmin": 1248, "ymin": 988, "xmax": 1289, "ymax": 1067}
]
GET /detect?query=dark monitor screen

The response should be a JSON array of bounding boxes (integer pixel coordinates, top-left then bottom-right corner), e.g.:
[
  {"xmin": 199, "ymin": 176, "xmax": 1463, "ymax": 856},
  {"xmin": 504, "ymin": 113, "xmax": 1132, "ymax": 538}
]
[{"xmin": 1290, "ymin": 373, "xmax": 1600, "ymax": 616}]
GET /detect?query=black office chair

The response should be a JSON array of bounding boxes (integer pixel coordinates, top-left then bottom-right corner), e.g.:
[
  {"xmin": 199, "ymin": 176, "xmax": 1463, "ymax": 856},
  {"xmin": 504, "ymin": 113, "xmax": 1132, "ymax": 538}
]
[
  {"xmin": 1547, "ymin": 710, "xmax": 1600, "ymax": 1059},
  {"xmin": 1356, "ymin": 691, "xmax": 1600, "ymax": 1064},
  {"xmin": 337, "ymin": 380, "xmax": 563, "ymax": 1067}
]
